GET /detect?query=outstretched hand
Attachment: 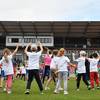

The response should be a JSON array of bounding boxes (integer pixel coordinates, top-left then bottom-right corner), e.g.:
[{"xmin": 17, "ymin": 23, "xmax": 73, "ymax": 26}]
[
  {"xmin": 28, "ymin": 42, "xmax": 32, "ymax": 46},
  {"xmin": 16, "ymin": 43, "xmax": 19, "ymax": 47},
  {"xmin": 37, "ymin": 41, "xmax": 41, "ymax": 46}
]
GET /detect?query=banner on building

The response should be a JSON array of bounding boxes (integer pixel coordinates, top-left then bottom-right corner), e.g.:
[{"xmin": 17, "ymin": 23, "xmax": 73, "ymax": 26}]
[{"xmin": 6, "ymin": 36, "xmax": 54, "ymax": 46}]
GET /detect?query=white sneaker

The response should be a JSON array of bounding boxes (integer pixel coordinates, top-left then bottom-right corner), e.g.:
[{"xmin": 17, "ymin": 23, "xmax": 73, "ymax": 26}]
[
  {"xmin": 3, "ymin": 88, "xmax": 6, "ymax": 92},
  {"xmin": 54, "ymin": 90, "xmax": 59, "ymax": 94},
  {"xmin": 97, "ymin": 87, "xmax": 100, "ymax": 89},
  {"xmin": 45, "ymin": 87, "xmax": 50, "ymax": 90},
  {"xmin": 76, "ymin": 89, "xmax": 80, "ymax": 91},
  {"xmin": 58, "ymin": 87, "xmax": 63, "ymax": 91},
  {"xmin": 7, "ymin": 90, "xmax": 12, "ymax": 94},
  {"xmin": 25, "ymin": 89, "xmax": 30, "ymax": 94},
  {"xmin": 40, "ymin": 92, "xmax": 44, "ymax": 94},
  {"xmin": 64, "ymin": 91, "xmax": 68, "ymax": 95}
]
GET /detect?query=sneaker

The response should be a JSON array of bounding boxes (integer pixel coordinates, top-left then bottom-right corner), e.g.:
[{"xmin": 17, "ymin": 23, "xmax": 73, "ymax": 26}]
[
  {"xmin": 3, "ymin": 88, "xmax": 6, "ymax": 92},
  {"xmin": 58, "ymin": 87, "xmax": 63, "ymax": 91},
  {"xmin": 25, "ymin": 89, "xmax": 30, "ymax": 94},
  {"xmin": 76, "ymin": 89, "xmax": 79, "ymax": 91},
  {"xmin": 54, "ymin": 90, "xmax": 59, "ymax": 94},
  {"xmin": 45, "ymin": 87, "xmax": 50, "ymax": 90},
  {"xmin": 97, "ymin": 87, "xmax": 100, "ymax": 89},
  {"xmin": 7, "ymin": 90, "xmax": 12, "ymax": 94},
  {"xmin": 40, "ymin": 92, "xmax": 44, "ymax": 94},
  {"xmin": 64, "ymin": 91, "xmax": 68, "ymax": 95}
]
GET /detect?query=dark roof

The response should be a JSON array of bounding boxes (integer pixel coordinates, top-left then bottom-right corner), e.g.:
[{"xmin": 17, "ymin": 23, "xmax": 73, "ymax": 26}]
[{"xmin": 0, "ymin": 21, "xmax": 100, "ymax": 38}]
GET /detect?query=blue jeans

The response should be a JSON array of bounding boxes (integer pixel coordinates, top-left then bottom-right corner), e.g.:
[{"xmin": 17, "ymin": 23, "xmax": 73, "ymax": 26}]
[{"xmin": 55, "ymin": 71, "xmax": 68, "ymax": 91}]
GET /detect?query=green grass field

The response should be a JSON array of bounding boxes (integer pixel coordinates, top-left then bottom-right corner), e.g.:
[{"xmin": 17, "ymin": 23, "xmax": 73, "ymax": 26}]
[{"xmin": 0, "ymin": 78, "xmax": 100, "ymax": 100}]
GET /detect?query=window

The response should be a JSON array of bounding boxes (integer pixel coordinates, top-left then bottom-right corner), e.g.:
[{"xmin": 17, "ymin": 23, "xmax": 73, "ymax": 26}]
[
  {"xmin": 8, "ymin": 38, "xmax": 11, "ymax": 43},
  {"xmin": 12, "ymin": 38, "xmax": 19, "ymax": 43}
]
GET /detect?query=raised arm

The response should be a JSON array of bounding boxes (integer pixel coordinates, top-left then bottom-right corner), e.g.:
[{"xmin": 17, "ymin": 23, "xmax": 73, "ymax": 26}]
[
  {"xmin": 12, "ymin": 44, "xmax": 19, "ymax": 56},
  {"xmin": 37, "ymin": 41, "xmax": 43, "ymax": 53},
  {"xmin": 24, "ymin": 43, "xmax": 32, "ymax": 54},
  {"xmin": 72, "ymin": 53, "xmax": 76, "ymax": 61}
]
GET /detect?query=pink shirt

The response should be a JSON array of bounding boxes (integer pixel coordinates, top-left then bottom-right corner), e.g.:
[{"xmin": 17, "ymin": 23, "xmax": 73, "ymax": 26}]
[{"xmin": 44, "ymin": 54, "xmax": 52, "ymax": 66}]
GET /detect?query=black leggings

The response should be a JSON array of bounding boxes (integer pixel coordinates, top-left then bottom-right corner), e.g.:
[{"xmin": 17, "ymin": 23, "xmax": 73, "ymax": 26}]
[
  {"xmin": 26, "ymin": 69, "xmax": 43, "ymax": 91},
  {"xmin": 21, "ymin": 74, "xmax": 25, "ymax": 81},
  {"xmin": 77, "ymin": 73, "xmax": 89, "ymax": 89}
]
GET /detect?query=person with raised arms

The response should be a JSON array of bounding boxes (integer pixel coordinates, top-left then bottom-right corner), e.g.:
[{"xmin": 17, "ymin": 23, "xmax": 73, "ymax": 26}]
[{"xmin": 24, "ymin": 41, "xmax": 43, "ymax": 94}]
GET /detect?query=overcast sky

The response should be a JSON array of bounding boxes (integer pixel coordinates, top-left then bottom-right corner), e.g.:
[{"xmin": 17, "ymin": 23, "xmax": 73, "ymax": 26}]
[{"xmin": 0, "ymin": 0, "xmax": 100, "ymax": 21}]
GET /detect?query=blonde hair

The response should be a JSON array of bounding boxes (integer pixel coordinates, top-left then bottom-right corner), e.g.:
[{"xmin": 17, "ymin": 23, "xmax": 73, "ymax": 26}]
[
  {"xmin": 59, "ymin": 48, "xmax": 65, "ymax": 52},
  {"xmin": 80, "ymin": 50, "xmax": 86, "ymax": 56},
  {"xmin": 58, "ymin": 48, "xmax": 65, "ymax": 56},
  {"xmin": 3, "ymin": 48, "xmax": 11, "ymax": 55}
]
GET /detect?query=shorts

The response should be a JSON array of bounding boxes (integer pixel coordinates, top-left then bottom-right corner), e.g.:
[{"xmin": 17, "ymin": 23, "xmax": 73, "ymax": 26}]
[{"xmin": 1, "ymin": 70, "xmax": 6, "ymax": 77}]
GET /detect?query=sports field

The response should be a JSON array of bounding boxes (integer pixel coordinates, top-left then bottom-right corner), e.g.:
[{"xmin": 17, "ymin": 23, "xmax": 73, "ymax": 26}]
[{"xmin": 0, "ymin": 78, "xmax": 100, "ymax": 100}]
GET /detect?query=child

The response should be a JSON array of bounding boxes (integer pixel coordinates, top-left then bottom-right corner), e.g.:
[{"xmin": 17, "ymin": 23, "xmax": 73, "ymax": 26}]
[
  {"xmin": 54, "ymin": 48, "xmax": 74, "ymax": 95},
  {"xmin": 42, "ymin": 50, "xmax": 52, "ymax": 84},
  {"xmin": 73, "ymin": 51, "xmax": 90, "ymax": 91},
  {"xmin": 87, "ymin": 53, "xmax": 100, "ymax": 90},
  {"xmin": 45, "ymin": 50, "xmax": 58, "ymax": 90},
  {"xmin": 20, "ymin": 63, "xmax": 26, "ymax": 81},
  {"xmin": 16, "ymin": 67, "xmax": 21, "ymax": 79},
  {"xmin": 0, "ymin": 44, "xmax": 19, "ymax": 94},
  {"xmin": 24, "ymin": 42, "xmax": 43, "ymax": 94}
]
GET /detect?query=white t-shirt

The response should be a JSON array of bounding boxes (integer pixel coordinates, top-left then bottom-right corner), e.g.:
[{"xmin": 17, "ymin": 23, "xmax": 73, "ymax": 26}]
[
  {"xmin": 20, "ymin": 66, "xmax": 26, "ymax": 74},
  {"xmin": 26, "ymin": 51, "xmax": 42, "ymax": 70},
  {"xmin": 75, "ymin": 57, "xmax": 86, "ymax": 73},
  {"xmin": 16, "ymin": 69, "xmax": 20, "ymax": 74},
  {"xmin": 50, "ymin": 56, "xmax": 59, "ymax": 69},
  {"xmin": 88, "ymin": 58, "xmax": 99, "ymax": 72},
  {"xmin": 1, "ymin": 55, "xmax": 14, "ymax": 75},
  {"xmin": 56, "ymin": 56, "xmax": 70, "ymax": 72},
  {"xmin": 0, "ymin": 59, "xmax": 6, "ymax": 73}
]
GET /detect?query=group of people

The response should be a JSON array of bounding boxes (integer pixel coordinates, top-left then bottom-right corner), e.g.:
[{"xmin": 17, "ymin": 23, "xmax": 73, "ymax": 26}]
[
  {"xmin": 73, "ymin": 51, "xmax": 100, "ymax": 91},
  {"xmin": 0, "ymin": 41, "xmax": 100, "ymax": 95}
]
